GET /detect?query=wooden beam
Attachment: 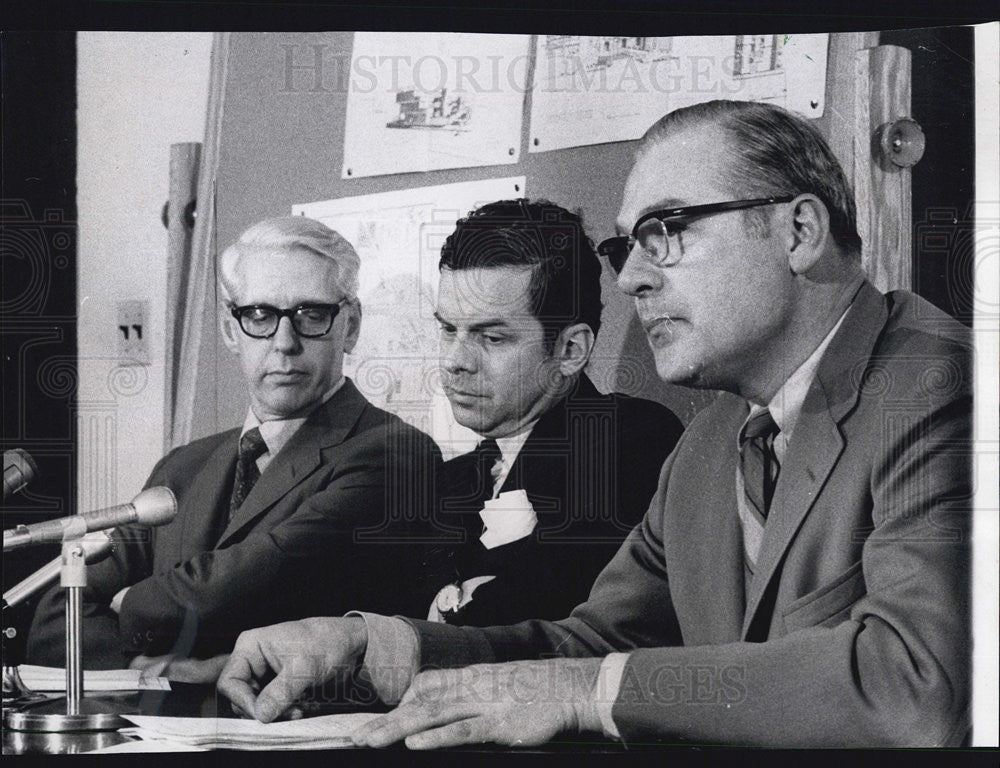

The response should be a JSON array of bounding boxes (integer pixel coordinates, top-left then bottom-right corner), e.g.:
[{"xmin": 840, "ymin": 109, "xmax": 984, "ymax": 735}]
[
  {"xmin": 855, "ymin": 44, "xmax": 914, "ymax": 291},
  {"xmin": 170, "ymin": 32, "xmax": 230, "ymax": 449},
  {"xmin": 164, "ymin": 141, "xmax": 200, "ymax": 452},
  {"xmin": 814, "ymin": 31, "xmax": 880, "ymax": 187}
]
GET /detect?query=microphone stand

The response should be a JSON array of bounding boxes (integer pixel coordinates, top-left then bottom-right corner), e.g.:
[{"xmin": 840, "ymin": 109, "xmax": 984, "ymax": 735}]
[{"xmin": 4, "ymin": 536, "xmax": 131, "ymax": 732}]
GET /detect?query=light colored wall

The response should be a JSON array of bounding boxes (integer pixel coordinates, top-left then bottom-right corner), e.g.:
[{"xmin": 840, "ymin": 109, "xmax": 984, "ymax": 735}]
[
  {"xmin": 192, "ymin": 32, "xmax": 719, "ymax": 444},
  {"xmin": 76, "ymin": 32, "xmax": 212, "ymax": 509}
]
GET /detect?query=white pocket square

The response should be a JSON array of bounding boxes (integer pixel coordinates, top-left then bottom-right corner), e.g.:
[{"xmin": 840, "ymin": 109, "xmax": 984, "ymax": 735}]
[{"xmin": 479, "ymin": 489, "xmax": 537, "ymax": 550}]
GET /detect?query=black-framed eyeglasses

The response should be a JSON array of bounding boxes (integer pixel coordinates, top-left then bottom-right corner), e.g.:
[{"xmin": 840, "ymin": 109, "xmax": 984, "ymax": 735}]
[
  {"xmin": 598, "ymin": 195, "xmax": 796, "ymax": 274},
  {"xmin": 229, "ymin": 302, "xmax": 347, "ymax": 339}
]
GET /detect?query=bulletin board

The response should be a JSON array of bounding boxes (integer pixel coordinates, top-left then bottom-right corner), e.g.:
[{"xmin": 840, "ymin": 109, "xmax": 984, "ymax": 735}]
[{"xmin": 172, "ymin": 29, "xmax": 916, "ymax": 446}]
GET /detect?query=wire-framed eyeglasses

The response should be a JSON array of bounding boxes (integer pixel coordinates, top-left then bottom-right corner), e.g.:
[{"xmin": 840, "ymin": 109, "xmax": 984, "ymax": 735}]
[
  {"xmin": 229, "ymin": 302, "xmax": 348, "ymax": 339},
  {"xmin": 597, "ymin": 195, "xmax": 796, "ymax": 274}
]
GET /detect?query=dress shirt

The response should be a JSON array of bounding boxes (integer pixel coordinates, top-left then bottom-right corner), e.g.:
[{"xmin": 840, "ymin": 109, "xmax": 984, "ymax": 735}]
[
  {"xmin": 734, "ymin": 311, "xmax": 848, "ymax": 566},
  {"xmin": 489, "ymin": 424, "xmax": 535, "ymax": 499},
  {"xmin": 239, "ymin": 377, "xmax": 346, "ymax": 473}
]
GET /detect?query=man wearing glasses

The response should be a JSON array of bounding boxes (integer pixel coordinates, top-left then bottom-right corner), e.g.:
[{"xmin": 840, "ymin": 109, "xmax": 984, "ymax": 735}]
[
  {"xmin": 28, "ymin": 216, "xmax": 439, "ymax": 673},
  {"xmin": 218, "ymin": 101, "xmax": 972, "ymax": 746}
]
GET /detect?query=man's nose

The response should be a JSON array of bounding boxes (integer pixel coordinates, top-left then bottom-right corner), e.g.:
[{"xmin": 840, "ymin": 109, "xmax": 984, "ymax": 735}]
[
  {"xmin": 616, "ymin": 242, "xmax": 663, "ymax": 297},
  {"xmin": 271, "ymin": 316, "xmax": 303, "ymax": 353},
  {"xmin": 442, "ymin": 336, "xmax": 477, "ymax": 374}
]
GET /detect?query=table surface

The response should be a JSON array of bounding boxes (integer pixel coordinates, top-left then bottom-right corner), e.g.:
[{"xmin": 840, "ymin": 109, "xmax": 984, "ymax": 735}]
[{"xmin": 3, "ymin": 682, "xmax": 630, "ymax": 755}]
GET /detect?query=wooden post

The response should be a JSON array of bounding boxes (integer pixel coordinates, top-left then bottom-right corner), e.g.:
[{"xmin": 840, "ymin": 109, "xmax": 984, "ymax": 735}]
[
  {"xmin": 855, "ymin": 45, "xmax": 914, "ymax": 291},
  {"xmin": 171, "ymin": 32, "xmax": 230, "ymax": 449},
  {"xmin": 164, "ymin": 142, "xmax": 201, "ymax": 452},
  {"xmin": 814, "ymin": 31, "xmax": 880, "ymax": 188}
]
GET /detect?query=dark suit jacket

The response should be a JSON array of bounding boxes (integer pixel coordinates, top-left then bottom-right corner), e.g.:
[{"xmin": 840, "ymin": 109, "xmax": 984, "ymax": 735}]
[
  {"xmin": 415, "ymin": 375, "xmax": 683, "ymax": 626},
  {"xmin": 28, "ymin": 379, "xmax": 439, "ymax": 668},
  {"xmin": 404, "ymin": 284, "xmax": 973, "ymax": 747}
]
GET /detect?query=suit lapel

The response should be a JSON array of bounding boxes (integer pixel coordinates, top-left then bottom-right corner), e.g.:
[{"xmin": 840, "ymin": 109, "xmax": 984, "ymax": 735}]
[
  {"xmin": 497, "ymin": 375, "xmax": 604, "ymax": 498},
  {"xmin": 496, "ymin": 384, "xmax": 571, "ymax": 507},
  {"xmin": 174, "ymin": 432, "xmax": 239, "ymax": 560},
  {"xmin": 682, "ymin": 394, "xmax": 747, "ymax": 642},
  {"xmin": 216, "ymin": 380, "xmax": 369, "ymax": 546},
  {"xmin": 741, "ymin": 283, "xmax": 887, "ymax": 638},
  {"xmin": 741, "ymin": 393, "xmax": 844, "ymax": 637}
]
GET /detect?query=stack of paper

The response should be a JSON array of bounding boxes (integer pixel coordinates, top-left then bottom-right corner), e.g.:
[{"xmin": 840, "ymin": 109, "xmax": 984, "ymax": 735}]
[
  {"xmin": 87, "ymin": 737, "xmax": 209, "ymax": 753},
  {"xmin": 120, "ymin": 712, "xmax": 381, "ymax": 750},
  {"xmin": 17, "ymin": 665, "xmax": 170, "ymax": 692}
]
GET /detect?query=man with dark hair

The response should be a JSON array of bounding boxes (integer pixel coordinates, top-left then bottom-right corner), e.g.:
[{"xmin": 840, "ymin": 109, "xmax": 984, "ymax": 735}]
[
  {"xmin": 27, "ymin": 217, "xmax": 438, "ymax": 672},
  {"xmin": 417, "ymin": 199, "xmax": 683, "ymax": 625},
  {"xmin": 219, "ymin": 102, "xmax": 972, "ymax": 747}
]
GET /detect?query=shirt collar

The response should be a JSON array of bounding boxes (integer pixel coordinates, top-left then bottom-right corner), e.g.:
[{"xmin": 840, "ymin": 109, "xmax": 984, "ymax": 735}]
[
  {"xmin": 493, "ymin": 421, "xmax": 537, "ymax": 469},
  {"xmin": 240, "ymin": 376, "xmax": 346, "ymax": 456},
  {"xmin": 749, "ymin": 308, "xmax": 850, "ymax": 438}
]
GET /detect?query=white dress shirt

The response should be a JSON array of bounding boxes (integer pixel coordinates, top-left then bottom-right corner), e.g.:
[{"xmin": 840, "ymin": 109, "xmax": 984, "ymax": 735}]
[{"xmin": 239, "ymin": 376, "xmax": 346, "ymax": 472}]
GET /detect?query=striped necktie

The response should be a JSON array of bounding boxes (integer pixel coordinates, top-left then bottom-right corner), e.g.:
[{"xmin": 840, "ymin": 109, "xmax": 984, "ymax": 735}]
[
  {"xmin": 230, "ymin": 427, "xmax": 267, "ymax": 519},
  {"xmin": 740, "ymin": 408, "xmax": 780, "ymax": 521}
]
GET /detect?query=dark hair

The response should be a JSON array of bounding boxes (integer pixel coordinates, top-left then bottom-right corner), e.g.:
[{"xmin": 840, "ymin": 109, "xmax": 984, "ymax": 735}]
[
  {"xmin": 639, "ymin": 100, "xmax": 863, "ymax": 257},
  {"xmin": 439, "ymin": 199, "xmax": 603, "ymax": 345}
]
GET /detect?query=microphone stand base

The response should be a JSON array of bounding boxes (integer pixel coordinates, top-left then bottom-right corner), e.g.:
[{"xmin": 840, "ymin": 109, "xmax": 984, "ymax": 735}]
[{"xmin": 4, "ymin": 695, "xmax": 133, "ymax": 732}]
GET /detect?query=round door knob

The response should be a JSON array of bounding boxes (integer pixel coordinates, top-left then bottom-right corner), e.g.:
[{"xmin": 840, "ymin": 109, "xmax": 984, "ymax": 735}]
[{"xmin": 876, "ymin": 118, "xmax": 925, "ymax": 168}]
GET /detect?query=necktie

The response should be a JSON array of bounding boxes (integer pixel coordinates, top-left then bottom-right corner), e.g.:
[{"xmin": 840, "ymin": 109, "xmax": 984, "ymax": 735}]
[
  {"xmin": 740, "ymin": 409, "xmax": 780, "ymax": 520},
  {"xmin": 474, "ymin": 438, "xmax": 502, "ymax": 505},
  {"xmin": 230, "ymin": 427, "xmax": 267, "ymax": 519}
]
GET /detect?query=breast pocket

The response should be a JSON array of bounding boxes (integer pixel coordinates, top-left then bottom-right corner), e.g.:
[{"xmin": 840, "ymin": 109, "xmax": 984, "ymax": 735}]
[{"xmin": 781, "ymin": 560, "xmax": 867, "ymax": 633}]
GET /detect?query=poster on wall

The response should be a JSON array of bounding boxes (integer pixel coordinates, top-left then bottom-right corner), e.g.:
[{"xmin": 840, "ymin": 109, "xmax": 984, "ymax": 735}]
[
  {"xmin": 341, "ymin": 32, "xmax": 530, "ymax": 178},
  {"xmin": 293, "ymin": 176, "xmax": 526, "ymax": 456},
  {"xmin": 529, "ymin": 33, "xmax": 829, "ymax": 153}
]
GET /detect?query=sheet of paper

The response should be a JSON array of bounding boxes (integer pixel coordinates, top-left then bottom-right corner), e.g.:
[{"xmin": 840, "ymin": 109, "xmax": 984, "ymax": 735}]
[
  {"xmin": 86, "ymin": 738, "xmax": 208, "ymax": 753},
  {"xmin": 17, "ymin": 664, "xmax": 170, "ymax": 692},
  {"xmin": 294, "ymin": 177, "xmax": 525, "ymax": 458},
  {"xmin": 121, "ymin": 712, "xmax": 380, "ymax": 750},
  {"xmin": 529, "ymin": 33, "xmax": 829, "ymax": 152},
  {"xmin": 342, "ymin": 32, "xmax": 530, "ymax": 178}
]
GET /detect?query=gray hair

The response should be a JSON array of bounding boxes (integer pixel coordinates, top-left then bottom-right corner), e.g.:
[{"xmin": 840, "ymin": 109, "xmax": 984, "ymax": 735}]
[
  {"xmin": 218, "ymin": 216, "xmax": 361, "ymax": 303},
  {"xmin": 638, "ymin": 100, "xmax": 863, "ymax": 258}
]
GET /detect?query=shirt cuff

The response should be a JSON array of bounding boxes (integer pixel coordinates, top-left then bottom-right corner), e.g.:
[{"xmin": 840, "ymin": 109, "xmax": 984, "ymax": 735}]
[
  {"xmin": 593, "ymin": 652, "xmax": 630, "ymax": 740},
  {"xmin": 110, "ymin": 586, "xmax": 129, "ymax": 615},
  {"xmin": 345, "ymin": 611, "xmax": 419, "ymax": 706}
]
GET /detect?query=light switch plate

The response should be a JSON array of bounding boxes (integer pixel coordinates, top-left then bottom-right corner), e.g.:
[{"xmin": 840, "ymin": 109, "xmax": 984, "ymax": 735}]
[{"xmin": 116, "ymin": 299, "xmax": 149, "ymax": 365}]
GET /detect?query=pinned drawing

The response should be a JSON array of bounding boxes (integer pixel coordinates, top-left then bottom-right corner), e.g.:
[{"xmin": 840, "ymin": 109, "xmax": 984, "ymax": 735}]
[
  {"xmin": 341, "ymin": 32, "xmax": 529, "ymax": 178},
  {"xmin": 387, "ymin": 89, "xmax": 471, "ymax": 132},
  {"xmin": 529, "ymin": 34, "xmax": 828, "ymax": 153}
]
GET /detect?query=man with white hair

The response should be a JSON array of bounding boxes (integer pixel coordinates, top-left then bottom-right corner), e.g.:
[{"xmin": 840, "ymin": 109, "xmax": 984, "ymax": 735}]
[{"xmin": 28, "ymin": 216, "xmax": 439, "ymax": 672}]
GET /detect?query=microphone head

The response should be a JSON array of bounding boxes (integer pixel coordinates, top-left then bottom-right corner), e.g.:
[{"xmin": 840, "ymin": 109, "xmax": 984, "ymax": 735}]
[
  {"xmin": 5, "ymin": 448, "xmax": 40, "ymax": 479},
  {"xmin": 131, "ymin": 486, "xmax": 177, "ymax": 526},
  {"xmin": 4, "ymin": 448, "xmax": 40, "ymax": 498}
]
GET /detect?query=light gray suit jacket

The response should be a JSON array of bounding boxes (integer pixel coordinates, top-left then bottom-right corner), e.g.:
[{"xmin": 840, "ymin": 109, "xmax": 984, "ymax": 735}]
[{"xmin": 404, "ymin": 283, "xmax": 973, "ymax": 747}]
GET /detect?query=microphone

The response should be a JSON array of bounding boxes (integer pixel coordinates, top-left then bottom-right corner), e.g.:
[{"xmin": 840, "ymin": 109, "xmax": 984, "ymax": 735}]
[
  {"xmin": 3, "ymin": 449, "xmax": 40, "ymax": 499},
  {"xmin": 2, "ymin": 486, "xmax": 176, "ymax": 552},
  {"xmin": 2, "ymin": 531, "xmax": 115, "ymax": 610}
]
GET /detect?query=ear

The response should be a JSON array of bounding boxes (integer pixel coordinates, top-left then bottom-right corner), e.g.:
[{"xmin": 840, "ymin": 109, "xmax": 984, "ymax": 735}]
[
  {"xmin": 220, "ymin": 307, "xmax": 241, "ymax": 355},
  {"xmin": 341, "ymin": 299, "xmax": 362, "ymax": 355},
  {"xmin": 785, "ymin": 194, "xmax": 832, "ymax": 275},
  {"xmin": 554, "ymin": 322, "xmax": 595, "ymax": 377}
]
